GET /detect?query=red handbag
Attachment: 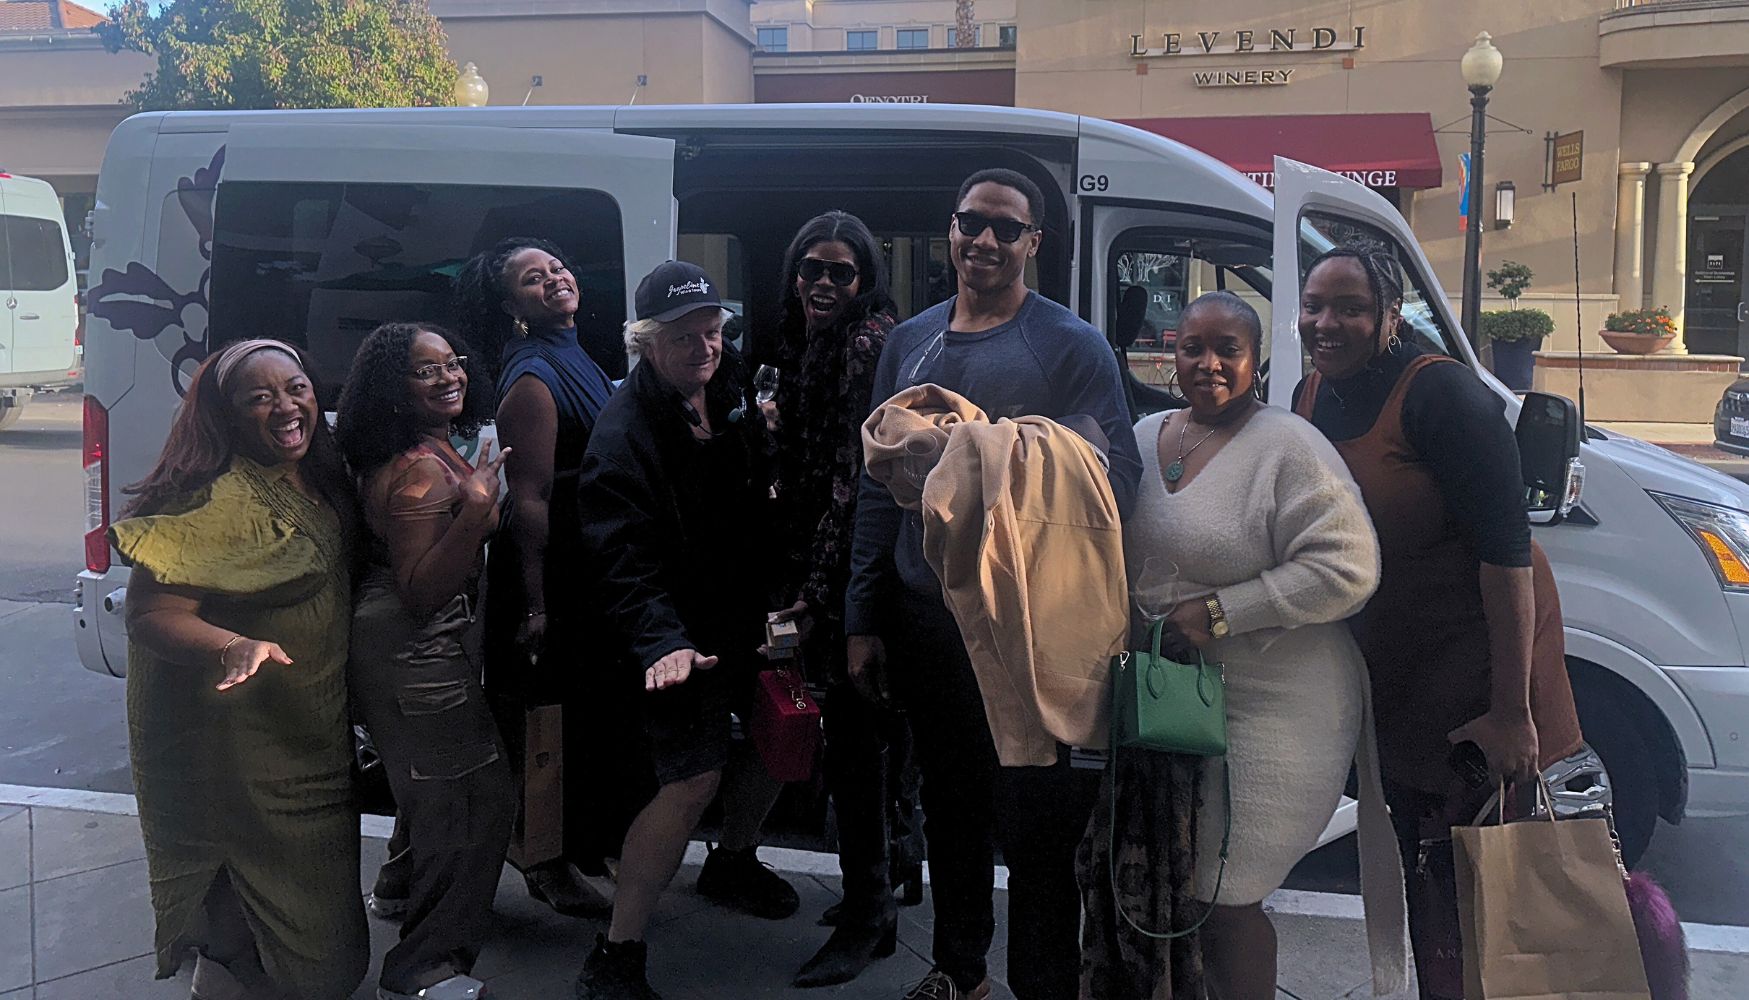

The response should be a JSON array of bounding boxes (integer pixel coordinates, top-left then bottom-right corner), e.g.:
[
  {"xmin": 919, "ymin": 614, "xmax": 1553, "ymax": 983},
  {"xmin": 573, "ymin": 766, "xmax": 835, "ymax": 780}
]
[{"xmin": 749, "ymin": 667, "xmax": 821, "ymax": 782}]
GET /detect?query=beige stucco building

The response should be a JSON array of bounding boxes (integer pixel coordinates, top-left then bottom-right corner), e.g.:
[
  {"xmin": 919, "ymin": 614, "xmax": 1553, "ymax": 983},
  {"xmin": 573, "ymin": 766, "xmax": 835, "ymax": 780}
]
[{"xmin": 7, "ymin": 0, "xmax": 1749, "ymax": 370}]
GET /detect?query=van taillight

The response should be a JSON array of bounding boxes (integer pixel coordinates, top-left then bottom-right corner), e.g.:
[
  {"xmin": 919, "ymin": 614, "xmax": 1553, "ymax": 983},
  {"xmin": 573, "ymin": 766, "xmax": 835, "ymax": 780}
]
[{"xmin": 83, "ymin": 395, "xmax": 110, "ymax": 574}]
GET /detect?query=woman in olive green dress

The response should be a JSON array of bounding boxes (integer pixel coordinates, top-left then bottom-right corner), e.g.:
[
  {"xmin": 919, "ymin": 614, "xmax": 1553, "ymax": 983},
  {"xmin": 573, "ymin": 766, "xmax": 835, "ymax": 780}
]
[{"xmin": 111, "ymin": 338, "xmax": 368, "ymax": 1000}]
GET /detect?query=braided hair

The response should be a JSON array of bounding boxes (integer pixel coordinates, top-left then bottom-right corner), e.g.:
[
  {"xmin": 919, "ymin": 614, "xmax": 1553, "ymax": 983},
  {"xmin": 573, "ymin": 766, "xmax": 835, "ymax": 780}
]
[
  {"xmin": 453, "ymin": 237, "xmax": 576, "ymax": 381},
  {"xmin": 1303, "ymin": 237, "xmax": 1405, "ymax": 354}
]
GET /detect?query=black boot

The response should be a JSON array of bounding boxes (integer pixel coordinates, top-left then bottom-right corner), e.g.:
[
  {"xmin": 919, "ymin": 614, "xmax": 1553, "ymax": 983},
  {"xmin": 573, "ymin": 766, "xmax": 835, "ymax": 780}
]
[
  {"xmin": 696, "ymin": 845, "xmax": 800, "ymax": 920},
  {"xmin": 792, "ymin": 901, "xmax": 898, "ymax": 988},
  {"xmin": 575, "ymin": 935, "xmax": 661, "ymax": 1000}
]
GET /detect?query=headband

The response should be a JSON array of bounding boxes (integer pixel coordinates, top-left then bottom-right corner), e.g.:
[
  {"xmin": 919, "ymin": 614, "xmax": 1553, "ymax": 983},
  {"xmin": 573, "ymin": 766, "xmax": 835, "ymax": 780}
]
[{"xmin": 213, "ymin": 339, "xmax": 304, "ymax": 393}]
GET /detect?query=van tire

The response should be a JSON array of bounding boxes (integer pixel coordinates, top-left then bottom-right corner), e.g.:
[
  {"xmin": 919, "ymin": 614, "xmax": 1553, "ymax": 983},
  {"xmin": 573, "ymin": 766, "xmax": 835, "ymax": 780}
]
[
  {"xmin": 1571, "ymin": 685, "xmax": 1657, "ymax": 868},
  {"xmin": 0, "ymin": 406, "xmax": 23, "ymax": 432}
]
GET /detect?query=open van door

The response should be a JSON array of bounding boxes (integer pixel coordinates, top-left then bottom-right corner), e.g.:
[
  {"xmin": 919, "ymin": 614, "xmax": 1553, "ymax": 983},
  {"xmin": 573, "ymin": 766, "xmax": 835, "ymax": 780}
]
[
  {"xmin": 215, "ymin": 123, "xmax": 676, "ymax": 393},
  {"xmin": 1079, "ymin": 200, "xmax": 1277, "ymax": 415},
  {"xmin": 1270, "ymin": 155, "xmax": 1479, "ymax": 385}
]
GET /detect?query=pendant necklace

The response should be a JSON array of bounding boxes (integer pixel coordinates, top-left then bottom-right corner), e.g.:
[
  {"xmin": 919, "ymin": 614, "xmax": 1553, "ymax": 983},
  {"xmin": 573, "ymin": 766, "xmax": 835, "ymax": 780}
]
[{"xmin": 1164, "ymin": 414, "xmax": 1220, "ymax": 484}]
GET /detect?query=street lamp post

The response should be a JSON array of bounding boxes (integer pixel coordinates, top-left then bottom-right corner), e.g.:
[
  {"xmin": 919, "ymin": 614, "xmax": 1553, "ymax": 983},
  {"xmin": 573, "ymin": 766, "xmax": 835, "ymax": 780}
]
[
  {"xmin": 1459, "ymin": 32, "xmax": 1503, "ymax": 349},
  {"xmin": 454, "ymin": 62, "xmax": 490, "ymax": 107}
]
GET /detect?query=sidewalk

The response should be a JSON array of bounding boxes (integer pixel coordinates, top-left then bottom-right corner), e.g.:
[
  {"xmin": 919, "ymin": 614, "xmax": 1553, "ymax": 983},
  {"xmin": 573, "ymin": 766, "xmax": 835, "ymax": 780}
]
[{"xmin": 3, "ymin": 791, "xmax": 1745, "ymax": 999}]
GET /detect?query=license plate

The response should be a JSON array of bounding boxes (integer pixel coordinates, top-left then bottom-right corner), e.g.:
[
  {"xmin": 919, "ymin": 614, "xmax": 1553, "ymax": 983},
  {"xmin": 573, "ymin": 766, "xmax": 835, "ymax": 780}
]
[{"xmin": 1732, "ymin": 416, "xmax": 1749, "ymax": 439}]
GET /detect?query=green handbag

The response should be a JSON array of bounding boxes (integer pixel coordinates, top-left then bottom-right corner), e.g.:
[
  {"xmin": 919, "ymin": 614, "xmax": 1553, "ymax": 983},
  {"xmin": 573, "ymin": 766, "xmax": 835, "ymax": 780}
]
[
  {"xmin": 1115, "ymin": 617, "xmax": 1227, "ymax": 755},
  {"xmin": 1106, "ymin": 616, "xmax": 1230, "ymax": 940}
]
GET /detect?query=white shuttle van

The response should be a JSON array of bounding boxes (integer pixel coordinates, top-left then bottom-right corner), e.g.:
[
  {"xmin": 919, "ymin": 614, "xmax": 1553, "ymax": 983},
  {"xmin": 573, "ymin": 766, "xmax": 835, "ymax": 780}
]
[
  {"xmin": 71, "ymin": 104, "xmax": 1749, "ymax": 865},
  {"xmin": 0, "ymin": 172, "xmax": 81, "ymax": 430}
]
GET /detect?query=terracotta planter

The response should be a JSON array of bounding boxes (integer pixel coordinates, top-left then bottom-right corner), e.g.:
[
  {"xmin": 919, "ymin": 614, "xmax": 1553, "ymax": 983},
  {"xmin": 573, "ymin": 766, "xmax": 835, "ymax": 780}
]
[{"xmin": 1599, "ymin": 330, "xmax": 1676, "ymax": 355}]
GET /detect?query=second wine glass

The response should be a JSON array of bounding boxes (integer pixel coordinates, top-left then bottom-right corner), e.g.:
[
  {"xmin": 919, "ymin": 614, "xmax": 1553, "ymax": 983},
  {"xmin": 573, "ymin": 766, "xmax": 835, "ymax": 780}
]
[{"xmin": 754, "ymin": 365, "xmax": 781, "ymax": 405}]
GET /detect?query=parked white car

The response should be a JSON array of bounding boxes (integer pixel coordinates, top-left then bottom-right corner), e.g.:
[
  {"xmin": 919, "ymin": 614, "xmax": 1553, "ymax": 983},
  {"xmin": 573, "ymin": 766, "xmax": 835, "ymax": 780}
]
[
  {"xmin": 72, "ymin": 103, "xmax": 1749, "ymax": 866},
  {"xmin": 0, "ymin": 172, "xmax": 81, "ymax": 430}
]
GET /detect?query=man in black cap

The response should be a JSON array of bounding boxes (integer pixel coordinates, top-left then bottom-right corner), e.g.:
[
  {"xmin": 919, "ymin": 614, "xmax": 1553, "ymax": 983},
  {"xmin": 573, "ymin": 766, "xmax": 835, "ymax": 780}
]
[{"xmin": 574, "ymin": 261, "xmax": 796, "ymax": 999}]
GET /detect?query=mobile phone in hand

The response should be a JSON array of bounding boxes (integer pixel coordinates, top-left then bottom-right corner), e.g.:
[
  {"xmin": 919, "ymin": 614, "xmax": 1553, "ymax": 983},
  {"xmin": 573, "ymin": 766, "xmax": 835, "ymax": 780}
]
[{"xmin": 1449, "ymin": 740, "xmax": 1491, "ymax": 789}]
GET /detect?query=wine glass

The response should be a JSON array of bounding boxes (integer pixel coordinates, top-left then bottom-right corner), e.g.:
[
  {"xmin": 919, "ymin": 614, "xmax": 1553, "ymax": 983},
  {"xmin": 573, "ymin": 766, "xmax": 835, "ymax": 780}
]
[
  {"xmin": 754, "ymin": 365, "xmax": 780, "ymax": 405},
  {"xmin": 902, "ymin": 435, "xmax": 941, "ymax": 491},
  {"xmin": 1131, "ymin": 556, "xmax": 1180, "ymax": 627}
]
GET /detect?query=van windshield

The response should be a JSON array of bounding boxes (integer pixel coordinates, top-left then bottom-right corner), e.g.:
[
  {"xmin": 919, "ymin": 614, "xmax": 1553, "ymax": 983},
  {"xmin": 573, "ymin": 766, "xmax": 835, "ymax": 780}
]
[{"xmin": 1, "ymin": 215, "xmax": 71, "ymax": 291}]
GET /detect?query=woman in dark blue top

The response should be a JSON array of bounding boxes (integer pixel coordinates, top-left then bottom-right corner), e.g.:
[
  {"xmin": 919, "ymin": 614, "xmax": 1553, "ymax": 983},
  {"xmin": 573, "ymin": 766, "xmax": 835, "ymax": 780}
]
[{"xmin": 455, "ymin": 237, "xmax": 619, "ymax": 918}]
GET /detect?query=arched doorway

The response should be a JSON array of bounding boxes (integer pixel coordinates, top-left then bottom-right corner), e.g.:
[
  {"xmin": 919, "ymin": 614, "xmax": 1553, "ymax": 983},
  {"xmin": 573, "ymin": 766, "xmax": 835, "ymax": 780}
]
[{"xmin": 1686, "ymin": 141, "xmax": 1749, "ymax": 358}]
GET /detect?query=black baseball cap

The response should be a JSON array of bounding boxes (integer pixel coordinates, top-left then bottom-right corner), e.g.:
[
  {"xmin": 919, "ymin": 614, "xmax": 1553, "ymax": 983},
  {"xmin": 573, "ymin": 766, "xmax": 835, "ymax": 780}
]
[{"xmin": 635, "ymin": 260, "xmax": 722, "ymax": 323}]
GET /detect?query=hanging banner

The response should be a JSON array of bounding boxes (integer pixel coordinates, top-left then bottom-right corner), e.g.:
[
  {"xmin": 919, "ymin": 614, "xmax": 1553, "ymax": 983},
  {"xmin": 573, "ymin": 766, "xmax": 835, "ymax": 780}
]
[{"xmin": 1458, "ymin": 152, "xmax": 1471, "ymax": 234}]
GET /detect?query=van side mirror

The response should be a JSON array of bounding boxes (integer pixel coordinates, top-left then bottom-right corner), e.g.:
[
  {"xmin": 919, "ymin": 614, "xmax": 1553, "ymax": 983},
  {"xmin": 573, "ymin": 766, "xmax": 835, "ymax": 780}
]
[{"xmin": 1516, "ymin": 391, "xmax": 1584, "ymax": 524}]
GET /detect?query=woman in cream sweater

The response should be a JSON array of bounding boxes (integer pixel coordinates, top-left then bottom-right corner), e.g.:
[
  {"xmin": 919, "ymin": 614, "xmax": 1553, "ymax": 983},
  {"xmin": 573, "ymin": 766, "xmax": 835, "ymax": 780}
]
[{"xmin": 1080, "ymin": 291, "xmax": 1403, "ymax": 1000}]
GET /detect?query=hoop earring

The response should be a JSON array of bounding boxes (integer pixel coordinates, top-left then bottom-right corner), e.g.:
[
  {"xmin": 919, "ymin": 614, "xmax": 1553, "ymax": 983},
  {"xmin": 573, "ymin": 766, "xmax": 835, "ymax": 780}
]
[
  {"xmin": 1165, "ymin": 367, "xmax": 1186, "ymax": 401},
  {"xmin": 512, "ymin": 316, "xmax": 530, "ymax": 339},
  {"xmin": 1252, "ymin": 376, "xmax": 1265, "ymax": 402},
  {"xmin": 1387, "ymin": 332, "xmax": 1403, "ymax": 352}
]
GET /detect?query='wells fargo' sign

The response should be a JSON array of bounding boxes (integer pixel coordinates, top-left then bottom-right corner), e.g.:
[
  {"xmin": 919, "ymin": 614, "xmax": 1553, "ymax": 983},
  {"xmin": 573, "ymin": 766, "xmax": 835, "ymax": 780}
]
[{"xmin": 1550, "ymin": 131, "xmax": 1584, "ymax": 186}]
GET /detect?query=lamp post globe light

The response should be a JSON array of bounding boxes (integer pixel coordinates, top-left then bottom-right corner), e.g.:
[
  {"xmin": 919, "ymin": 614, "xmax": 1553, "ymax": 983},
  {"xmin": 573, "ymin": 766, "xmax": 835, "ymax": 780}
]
[
  {"xmin": 454, "ymin": 62, "xmax": 490, "ymax": 107},
  {"xmin": 1460, "ymin": 32, "xmax": 1503, "ymax": 348}
]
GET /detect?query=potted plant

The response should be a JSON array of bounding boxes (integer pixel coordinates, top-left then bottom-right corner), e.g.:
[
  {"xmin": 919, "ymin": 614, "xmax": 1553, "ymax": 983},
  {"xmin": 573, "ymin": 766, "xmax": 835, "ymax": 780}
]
[
  {"xmin": 1601, "ymin": 306, "xmax": 1678, "ymax": 355},
  {"xmin": 1480, "ymin": 308, "xmax": 1554, "ymax": 390},
  {"xmin": 1481, "ymin": 261, "xmax": 1549, "ymax": 390}
]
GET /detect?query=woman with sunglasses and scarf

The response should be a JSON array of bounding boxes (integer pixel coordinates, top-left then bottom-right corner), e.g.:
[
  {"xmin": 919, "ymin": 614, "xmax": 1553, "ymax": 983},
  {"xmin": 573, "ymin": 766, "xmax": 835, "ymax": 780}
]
[
  {"xmin": 1293, "ymin": 239, "xmax": 1584, "ymax": 1000},
  {"xmin": 335, "ymin": 323, "xmax": 515, "ymax": 1000},
  {"xmin": 761, "ymin": 212, "xmax": 915, "ymax": 988}
]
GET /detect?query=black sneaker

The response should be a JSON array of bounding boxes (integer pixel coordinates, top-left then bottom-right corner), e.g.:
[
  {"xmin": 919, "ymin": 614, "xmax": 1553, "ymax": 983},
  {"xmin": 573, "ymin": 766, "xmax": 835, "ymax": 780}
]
[
  {"xmin": 901, "ymin": 970, "xmax": 991, "ymax": 999},
  {"xmin": 695, "ymin": 845, "xmax": 801, "ymax": 919},
  {"xmin": 575, "ymin": 935, "xmax": 661, "ymax": 1000}
]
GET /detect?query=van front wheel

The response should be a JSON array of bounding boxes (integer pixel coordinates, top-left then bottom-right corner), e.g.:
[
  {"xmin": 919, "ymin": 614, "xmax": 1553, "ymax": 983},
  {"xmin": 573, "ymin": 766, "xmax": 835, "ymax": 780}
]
[{"xmin": 1572, "ymin": 686, "xmax": 1658, "ymax": 869}]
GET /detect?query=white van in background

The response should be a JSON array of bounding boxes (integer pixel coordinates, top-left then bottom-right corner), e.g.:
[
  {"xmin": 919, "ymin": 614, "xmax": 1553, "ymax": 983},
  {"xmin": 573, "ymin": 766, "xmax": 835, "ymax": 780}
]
[
  {"xmin": 70, "ymin": 104, "xmax": 1749, "ymax": 867},
  {"xmin": 0, "ymin": 173, "xmax": 81, "ymax": 431}
]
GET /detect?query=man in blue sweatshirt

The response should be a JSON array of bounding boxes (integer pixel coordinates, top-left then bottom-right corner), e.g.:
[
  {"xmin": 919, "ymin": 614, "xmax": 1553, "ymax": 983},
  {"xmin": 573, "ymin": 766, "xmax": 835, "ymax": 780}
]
[{"xmin": 844, "ymin": 168, "xmax": 1142, "ymax": 1000}]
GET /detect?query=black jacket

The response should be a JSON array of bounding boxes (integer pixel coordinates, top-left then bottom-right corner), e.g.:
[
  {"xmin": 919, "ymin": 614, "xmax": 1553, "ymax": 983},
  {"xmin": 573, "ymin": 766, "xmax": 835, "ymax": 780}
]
[{"xmin": 576, "ymin": 350, "xmax": 769, "ymax": 672}]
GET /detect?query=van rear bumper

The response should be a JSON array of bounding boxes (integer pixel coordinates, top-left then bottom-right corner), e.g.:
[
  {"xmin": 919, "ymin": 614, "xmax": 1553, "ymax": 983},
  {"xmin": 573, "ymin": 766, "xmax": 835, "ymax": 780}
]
[{"xmin": 73, "ymin": 569, "xmax": 127, "ymax": 678}]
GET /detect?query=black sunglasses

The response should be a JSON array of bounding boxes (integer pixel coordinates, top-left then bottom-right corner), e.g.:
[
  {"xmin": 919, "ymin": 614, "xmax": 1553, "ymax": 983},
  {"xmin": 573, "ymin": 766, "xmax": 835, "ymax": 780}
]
[
  {"xmin": 952, "ymin": 211, "xmax": 1040, "ymax": 244},
  {"xmin": 797, "ymin": 257, "xmax": 859, "ymax": 287}
]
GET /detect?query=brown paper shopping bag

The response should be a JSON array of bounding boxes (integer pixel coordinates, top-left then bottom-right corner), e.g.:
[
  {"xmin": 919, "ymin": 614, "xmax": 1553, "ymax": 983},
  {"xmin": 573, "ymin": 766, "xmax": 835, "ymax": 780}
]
[
  {"xmin": 1452, "ymin": 782, "xmax": 1651, "ymax": 1000},
  {"xmin": 507, "ymin": 703, "xmax": 565, "ymax": 869}
]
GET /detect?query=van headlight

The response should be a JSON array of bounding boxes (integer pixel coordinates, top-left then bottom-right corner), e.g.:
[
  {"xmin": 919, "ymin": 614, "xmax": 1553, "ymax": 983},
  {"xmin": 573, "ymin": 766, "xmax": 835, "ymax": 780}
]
[{"xmin": 1653, "ymin": 493, "xmax": 1749, "ymax": 591}]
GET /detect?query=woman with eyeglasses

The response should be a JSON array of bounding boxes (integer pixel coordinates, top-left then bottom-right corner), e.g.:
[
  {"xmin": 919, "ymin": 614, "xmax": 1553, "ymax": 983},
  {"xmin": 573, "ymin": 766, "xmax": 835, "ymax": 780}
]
[
  {"xmin": 761, "ymin": 212, "xmax": 914, "ymax": 988},
  {"xmin": 454, "ymin": 237, "xmax": 620, "ymax": 918},
  {"xmin": 335, "ymin": 322, "xmax": 515, "ymax": 1000}
]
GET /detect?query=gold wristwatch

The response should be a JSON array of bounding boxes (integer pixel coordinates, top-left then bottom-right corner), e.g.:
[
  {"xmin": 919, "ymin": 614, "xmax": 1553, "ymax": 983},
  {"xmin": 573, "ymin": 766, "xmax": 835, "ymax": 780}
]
[{"xmin": 1205, "ymin": 595, "xmax": 1230, "ymax": 639}]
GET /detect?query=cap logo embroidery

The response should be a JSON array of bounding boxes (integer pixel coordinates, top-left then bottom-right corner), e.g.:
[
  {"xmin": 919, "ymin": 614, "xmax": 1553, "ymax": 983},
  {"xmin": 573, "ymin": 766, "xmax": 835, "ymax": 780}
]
[{"xmin": 668, "ymin": 279, "xmax": 710, "ymax": 298}]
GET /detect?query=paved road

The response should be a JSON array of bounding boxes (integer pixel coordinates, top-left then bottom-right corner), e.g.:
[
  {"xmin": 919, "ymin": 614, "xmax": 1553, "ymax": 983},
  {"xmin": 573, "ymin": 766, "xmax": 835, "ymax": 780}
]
[{"xmin": 1, "ymin": 392, "xmax": 1746, "ymax": 929}]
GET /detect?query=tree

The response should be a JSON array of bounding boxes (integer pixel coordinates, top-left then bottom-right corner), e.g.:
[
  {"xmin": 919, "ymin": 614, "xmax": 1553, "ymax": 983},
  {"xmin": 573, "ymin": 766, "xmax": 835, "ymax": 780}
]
[
  {"xmin": 98, "ymin": 0, "xmax": 456, "ymax": 111},
  {"xmin": 1485, "ymin": 259, "xmax": 1534, "ymax": 307},
  {"xmin": 954, "ymin": 0, "xmax": 975, "ymax": 47}
]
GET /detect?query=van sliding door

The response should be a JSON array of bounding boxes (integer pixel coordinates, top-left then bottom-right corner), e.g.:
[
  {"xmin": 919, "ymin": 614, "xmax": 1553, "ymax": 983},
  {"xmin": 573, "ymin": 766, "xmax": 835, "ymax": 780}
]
[{"xmin": 215, "ymin": 124, "xmax": 676, "ymax": 396}]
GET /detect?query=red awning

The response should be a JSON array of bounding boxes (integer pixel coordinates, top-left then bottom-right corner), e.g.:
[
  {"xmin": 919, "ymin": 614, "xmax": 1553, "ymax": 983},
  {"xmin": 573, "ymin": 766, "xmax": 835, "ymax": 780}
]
[{"xmin": 1119, "ymin": 112, "xmax": 1443, "ymax": 190}]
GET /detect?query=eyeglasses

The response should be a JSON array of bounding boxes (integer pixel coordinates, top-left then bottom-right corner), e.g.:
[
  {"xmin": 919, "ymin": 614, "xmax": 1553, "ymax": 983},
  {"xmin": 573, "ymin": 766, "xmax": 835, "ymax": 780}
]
[
  {"xmin": 798, "ymin": 257, "xmax": 859, "ymax": 287},
  {"xmin": 952, "ymin": 211, "xmax": 1040, "ymax": 244},
  {"xmin": 411, "ymin": 357, "xmax": 467, "ymax": 383}
]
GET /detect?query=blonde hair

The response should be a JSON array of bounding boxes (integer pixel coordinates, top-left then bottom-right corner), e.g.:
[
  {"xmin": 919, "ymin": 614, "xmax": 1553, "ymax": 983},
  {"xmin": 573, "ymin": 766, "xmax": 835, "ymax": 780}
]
[{"xmin": 622, "ymin": 308, "xmax": 733, "ymax": 359}]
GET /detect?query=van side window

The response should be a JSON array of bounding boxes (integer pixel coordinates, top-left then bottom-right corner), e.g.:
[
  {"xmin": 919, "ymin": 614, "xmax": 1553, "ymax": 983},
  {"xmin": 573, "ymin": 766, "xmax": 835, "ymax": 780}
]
[
  {"xmin": 2, "ymin": 216, "xmax": 71, "ymax": 290},
  {"xmin": 210, "ymin": 182, "xmax": 626, "ymax": 405},
  {"xmin": 1298, "ymin": 210, "xmax": 1457, "ymax": 378},
  {"xmin": 1107, "ymin": 231, "xmax": 1273, "ymax": 406}
]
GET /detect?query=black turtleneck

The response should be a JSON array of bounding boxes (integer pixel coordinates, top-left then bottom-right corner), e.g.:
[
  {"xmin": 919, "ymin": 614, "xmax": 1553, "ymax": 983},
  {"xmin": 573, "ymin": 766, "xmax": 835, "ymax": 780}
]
[{"xmin": 1292, "ymin": 342, "xmax": 1531, "ymax": 569}]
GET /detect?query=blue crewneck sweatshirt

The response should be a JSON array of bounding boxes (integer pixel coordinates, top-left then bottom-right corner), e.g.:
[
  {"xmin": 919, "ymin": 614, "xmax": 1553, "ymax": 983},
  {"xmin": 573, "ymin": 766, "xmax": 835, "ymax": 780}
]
[{"xmin": 843, "ymin": 290, "xmax": 1142, "ymax": 635}]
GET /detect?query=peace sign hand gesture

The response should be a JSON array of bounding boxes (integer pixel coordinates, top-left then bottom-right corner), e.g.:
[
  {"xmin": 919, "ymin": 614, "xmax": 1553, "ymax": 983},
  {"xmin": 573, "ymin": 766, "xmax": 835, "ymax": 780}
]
[{"xmin": 459, "ymin": 441, "xmax": 510, "ymax": 525}]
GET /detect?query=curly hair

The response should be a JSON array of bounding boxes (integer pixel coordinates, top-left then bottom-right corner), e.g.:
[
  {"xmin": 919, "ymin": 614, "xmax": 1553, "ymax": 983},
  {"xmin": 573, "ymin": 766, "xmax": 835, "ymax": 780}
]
[
  {"xmin": 334, "ymin": 322, "xmax": 493, "ymax": 477},
  {"xmin": 453, "ymin": 237, "xmax": 575, "ymax": 381},
  {"xmin": 1303, "ymin": 237, "xmax": 1406, "ymax": 347},
  {"xmin": 775, "ymin": 211, "xmax": 897, "ymax": 356},
  {"xmin": 123, "ymin": 342, "xmax": 351, "ymax": 518}
]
